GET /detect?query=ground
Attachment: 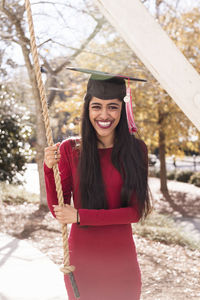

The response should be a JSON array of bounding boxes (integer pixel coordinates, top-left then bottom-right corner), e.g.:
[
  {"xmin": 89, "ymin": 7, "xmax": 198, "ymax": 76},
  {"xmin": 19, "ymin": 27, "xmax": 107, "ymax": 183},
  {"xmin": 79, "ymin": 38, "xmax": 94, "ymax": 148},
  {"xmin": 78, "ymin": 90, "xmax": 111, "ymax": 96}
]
[{"xmin": 0, "ymin": 178, "xmax": 200, "ymax": 300}]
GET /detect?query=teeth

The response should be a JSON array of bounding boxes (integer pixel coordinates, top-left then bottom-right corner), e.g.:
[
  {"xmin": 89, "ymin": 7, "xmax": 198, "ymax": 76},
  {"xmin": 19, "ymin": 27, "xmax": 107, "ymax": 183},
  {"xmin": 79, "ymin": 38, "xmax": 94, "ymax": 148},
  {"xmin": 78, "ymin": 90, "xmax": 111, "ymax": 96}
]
[{"xmin": 98, "ymin": 121, "xmax": 111, "ymax": 127}]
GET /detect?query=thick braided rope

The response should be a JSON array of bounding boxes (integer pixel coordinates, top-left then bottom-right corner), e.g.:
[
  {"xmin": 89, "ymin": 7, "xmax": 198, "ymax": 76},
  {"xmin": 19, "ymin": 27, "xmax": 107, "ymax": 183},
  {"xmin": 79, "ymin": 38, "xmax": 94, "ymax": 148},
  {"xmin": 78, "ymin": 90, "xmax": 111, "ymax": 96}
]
[{"xmin": 25, "ymin": 0, "xmax": 75, "ymax": 274}]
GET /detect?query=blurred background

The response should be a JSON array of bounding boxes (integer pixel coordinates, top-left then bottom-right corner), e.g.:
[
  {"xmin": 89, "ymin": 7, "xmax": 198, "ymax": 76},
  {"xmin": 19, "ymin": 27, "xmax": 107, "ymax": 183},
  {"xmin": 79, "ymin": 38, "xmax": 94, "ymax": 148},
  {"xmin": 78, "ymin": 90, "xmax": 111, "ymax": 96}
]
[
  {"xmin": 1, "ymin": 0, "xmax": 200, "ymax": 203},
  {"xmin": 0, "ymin": 1, "xmax": 200, "ymax": 299}
]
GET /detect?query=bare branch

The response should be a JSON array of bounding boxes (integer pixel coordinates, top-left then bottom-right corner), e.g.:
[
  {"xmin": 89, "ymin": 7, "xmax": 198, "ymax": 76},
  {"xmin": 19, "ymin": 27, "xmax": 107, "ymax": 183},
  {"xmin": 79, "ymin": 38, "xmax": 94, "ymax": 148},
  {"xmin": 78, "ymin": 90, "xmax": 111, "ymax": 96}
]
[
  {"xmin": 175, "ymin": 0, "xmax": 181, "ymax": 10},
  {"xmin": 53, "ymin": 16, "xmax": 104, "ymax": 74},
  {"xmin": 1, "ymin": 2, "xmax": 30, "ymax": 47},
  {"xmin": 1, "ymin": 1, "xmax": 104, "ymax": 107},
  {"xmin": 38, "ymin": 38, "xmax": 52, "ymax": 48},
  {"xmin": 0, "ymin": 33, "xmax": 19, "ymax": 45},
  {"xmin": 46, "ymin": 77, "xmax": 58, "ymax": 106},
  {"xmin": 0, "ymin": 32, "xmax": 13, "ymax": 39},
  {"xmin": 71, "ymin": 17, "xmax": 104, "ymax": 58},
  {"xmin": 52, "ymin": 3, "xmax": 67, "ymax": 26},
  {"xmin": 31, "ymin": 1, "xmax": 94, "ymax": 17},
  {"xmin": 50, "ymin": 41, "xmax": 125, "ymax": 62},
  {"xmin": 162, "ymin": 1, "xmax": 177, "ymax": 15},
  {"xmin": 153, "ymin": 0, "xmax": 179, "ymax": 20},
  {"xmin": 42, "ymin": 57, "xmax": 54, "ymax": 73},
  {"xmin": 42, "ymin": 15, "xmax": 104, "ymax": 105}
]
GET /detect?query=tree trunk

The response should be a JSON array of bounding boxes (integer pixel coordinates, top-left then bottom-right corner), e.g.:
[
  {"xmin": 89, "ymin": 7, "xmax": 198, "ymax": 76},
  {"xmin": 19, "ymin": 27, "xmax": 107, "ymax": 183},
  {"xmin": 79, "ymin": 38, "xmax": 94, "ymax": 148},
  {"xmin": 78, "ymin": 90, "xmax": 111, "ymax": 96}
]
[
  {"xmin": 158, "ymin": 106, "xmax": 168, "ymax": 194},
  {"xmin": 35, "ymin": 97, "xmax": 48, "ymax": 207},
  {"xmin": 21, "ymin": 44, "xmax": 47, "ymax": 206},
  {"xmin": 158, "ymin": 128, "xmax": 168, "ymax": 193}
]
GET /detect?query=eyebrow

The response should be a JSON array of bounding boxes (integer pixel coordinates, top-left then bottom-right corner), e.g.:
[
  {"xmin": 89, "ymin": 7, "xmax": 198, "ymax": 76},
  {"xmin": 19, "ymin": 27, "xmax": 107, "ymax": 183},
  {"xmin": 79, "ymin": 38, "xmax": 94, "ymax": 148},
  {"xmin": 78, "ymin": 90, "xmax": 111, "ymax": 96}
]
[{"xmin": 90, "ymin": 102, "xmax": 120, "ymax": 106}]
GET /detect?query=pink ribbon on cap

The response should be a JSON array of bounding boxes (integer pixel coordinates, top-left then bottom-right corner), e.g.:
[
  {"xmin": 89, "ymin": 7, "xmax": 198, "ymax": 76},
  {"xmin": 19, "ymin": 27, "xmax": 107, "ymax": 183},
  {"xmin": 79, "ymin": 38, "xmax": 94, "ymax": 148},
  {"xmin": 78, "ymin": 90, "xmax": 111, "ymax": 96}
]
[{"xmin": 124, "ymin": 80, "xmax": 137, "ymax": 133}]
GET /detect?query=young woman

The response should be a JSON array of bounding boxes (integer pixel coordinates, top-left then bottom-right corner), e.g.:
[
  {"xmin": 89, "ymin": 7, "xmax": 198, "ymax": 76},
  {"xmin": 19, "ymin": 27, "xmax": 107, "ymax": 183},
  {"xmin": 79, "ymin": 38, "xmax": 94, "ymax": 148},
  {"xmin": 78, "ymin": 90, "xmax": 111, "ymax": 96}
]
[{"xmin": 44, "ymin": 70, "xmax": 151, "ymax": 300}]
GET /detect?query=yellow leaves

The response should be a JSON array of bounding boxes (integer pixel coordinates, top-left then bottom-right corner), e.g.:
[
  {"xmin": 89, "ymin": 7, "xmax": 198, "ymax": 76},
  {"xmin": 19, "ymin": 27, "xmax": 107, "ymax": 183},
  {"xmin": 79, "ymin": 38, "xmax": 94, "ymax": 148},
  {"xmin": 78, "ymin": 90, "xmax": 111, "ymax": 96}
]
[{"xmin": 132, "ymin": 7, "xmax": 200, "ymax": 154}]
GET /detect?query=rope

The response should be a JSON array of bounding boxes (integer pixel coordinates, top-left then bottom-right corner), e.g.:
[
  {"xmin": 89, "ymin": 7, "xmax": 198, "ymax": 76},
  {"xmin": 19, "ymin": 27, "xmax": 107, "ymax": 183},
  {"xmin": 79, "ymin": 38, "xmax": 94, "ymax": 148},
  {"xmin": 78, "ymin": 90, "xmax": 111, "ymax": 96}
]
[{"xmin": 24, "ymin": 0, "xmax": 79, "ymax": 297}]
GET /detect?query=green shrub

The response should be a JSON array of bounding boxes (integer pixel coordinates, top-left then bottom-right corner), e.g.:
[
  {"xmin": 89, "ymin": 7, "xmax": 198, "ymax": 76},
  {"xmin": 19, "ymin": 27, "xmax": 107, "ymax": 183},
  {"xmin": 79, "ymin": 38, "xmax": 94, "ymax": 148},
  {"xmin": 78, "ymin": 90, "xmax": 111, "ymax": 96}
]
[
  {"xmin": 175, "ymin": 170, "xmax": 194, "ymax": 183},
  {"xmin": 189, "ymin": 172, "xmax": 200, "ymax": 187},
  {"xmin": 167, "ymin": 171, "xmax": 176, "ymax": 180},
  {"xmin": 1, "ymin": 182, "xmax": 39, "ymax": 204},
  {"xmin": 0, "ymin": 84, "xmax": 31, "ymax": 183}
]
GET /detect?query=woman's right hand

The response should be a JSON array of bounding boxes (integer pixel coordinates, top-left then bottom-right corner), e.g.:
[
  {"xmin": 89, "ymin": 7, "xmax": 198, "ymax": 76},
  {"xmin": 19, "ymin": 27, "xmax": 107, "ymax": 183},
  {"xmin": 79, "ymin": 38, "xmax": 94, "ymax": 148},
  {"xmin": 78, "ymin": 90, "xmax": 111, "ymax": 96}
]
[{"xmin": 44, "ymin": 143, "xmax": 61, "ymax": 169}]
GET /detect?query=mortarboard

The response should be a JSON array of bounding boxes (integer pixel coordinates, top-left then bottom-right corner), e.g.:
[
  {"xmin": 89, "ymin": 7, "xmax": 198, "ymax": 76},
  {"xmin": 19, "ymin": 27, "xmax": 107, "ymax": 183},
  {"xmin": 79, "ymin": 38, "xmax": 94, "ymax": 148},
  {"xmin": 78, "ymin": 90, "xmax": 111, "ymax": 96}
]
[
  {"xmin": 66, "ymin": 67, "xmax": 147, "ymax": 133},
  {"xmin": 66, "ymin": 67, "xmax": 146, "ymax": 82}
]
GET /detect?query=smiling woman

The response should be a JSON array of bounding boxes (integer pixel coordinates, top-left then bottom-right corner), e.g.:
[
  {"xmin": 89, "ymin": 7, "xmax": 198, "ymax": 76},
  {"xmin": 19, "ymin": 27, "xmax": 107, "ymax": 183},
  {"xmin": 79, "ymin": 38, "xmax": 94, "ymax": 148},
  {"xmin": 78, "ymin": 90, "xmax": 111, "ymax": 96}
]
[{"xmin": 44, "ymin": 68, "xmax": 151, "ymax": 300}]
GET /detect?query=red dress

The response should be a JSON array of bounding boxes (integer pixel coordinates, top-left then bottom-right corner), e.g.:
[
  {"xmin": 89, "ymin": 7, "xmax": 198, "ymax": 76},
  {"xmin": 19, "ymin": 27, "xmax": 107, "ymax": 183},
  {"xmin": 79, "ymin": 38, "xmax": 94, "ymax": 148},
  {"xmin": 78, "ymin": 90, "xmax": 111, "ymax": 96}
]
[{"xmin": 44, "ymin": 139, "xmax": 142, "ymax": 300}]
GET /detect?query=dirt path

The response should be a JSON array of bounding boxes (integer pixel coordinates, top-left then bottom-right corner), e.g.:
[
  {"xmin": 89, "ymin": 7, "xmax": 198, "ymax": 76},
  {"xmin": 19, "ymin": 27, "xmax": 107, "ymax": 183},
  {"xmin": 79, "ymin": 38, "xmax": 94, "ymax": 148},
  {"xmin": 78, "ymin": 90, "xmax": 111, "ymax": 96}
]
[
  {"xmin": 149, "ymin": 178, "xmax": 200, "ymax": 218},
  {"xmin": 149, "ymin": 177, "xmax": 200, "ymax": 242}
]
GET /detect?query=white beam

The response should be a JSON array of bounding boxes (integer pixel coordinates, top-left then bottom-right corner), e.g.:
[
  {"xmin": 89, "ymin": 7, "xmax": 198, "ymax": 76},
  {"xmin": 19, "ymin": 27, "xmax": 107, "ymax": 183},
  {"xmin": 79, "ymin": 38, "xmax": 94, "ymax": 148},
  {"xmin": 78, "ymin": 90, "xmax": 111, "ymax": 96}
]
[{"xmin": 95, "ymin": 0, "xmax": 200, "ymax": 131}]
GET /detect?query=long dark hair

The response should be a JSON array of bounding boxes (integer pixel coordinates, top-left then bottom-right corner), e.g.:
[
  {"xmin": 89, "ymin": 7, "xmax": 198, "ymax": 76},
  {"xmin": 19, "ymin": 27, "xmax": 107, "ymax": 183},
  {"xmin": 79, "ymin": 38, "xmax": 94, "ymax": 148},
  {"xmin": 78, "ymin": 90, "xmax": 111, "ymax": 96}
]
[{"xmin": 78, "ymin": 94, "xmax": 151, "ymax": 218}]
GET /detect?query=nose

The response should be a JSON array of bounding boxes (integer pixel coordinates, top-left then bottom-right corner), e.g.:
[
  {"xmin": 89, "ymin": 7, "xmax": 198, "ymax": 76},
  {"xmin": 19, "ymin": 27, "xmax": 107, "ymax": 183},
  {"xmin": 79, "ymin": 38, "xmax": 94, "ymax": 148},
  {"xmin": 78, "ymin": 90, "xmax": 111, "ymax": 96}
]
[{"xmin": 99, "ymin": 107, "xmax": 109, "ymax": 119}]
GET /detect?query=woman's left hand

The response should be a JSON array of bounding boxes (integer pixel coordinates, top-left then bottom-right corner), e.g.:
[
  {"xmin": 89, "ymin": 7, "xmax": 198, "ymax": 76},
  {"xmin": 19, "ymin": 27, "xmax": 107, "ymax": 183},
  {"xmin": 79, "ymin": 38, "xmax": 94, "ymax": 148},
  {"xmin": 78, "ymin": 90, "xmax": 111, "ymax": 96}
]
[{"xmin": 53, "ymin": 204, "xmax": 77, "ymax": 224}]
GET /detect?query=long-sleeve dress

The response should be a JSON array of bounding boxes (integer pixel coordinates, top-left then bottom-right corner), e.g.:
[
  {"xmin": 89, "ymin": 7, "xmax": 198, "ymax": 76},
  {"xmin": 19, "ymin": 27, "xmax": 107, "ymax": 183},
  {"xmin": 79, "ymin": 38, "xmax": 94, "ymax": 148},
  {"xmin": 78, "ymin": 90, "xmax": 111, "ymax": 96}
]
[{"xmin": 44, "ymin": 138, "xmax": 143, "ymax": 300}]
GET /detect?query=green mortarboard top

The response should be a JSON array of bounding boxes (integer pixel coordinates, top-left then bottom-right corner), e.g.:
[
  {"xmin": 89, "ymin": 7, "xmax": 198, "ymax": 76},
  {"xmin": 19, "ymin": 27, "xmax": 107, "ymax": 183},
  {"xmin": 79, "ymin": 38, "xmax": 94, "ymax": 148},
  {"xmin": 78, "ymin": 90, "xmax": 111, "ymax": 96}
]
[{"xmin": 66, "ymin": 67, "xmax": 147, "ymax": 82}]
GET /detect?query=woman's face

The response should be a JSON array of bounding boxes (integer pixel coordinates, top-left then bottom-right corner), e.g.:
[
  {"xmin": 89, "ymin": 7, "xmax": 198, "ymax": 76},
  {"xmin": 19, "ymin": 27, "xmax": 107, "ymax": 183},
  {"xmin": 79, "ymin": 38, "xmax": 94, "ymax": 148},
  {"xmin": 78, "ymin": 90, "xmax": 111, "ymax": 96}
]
[{"xmin": 89, "ymin": 97, "xmax": 122, "ymax": 143}]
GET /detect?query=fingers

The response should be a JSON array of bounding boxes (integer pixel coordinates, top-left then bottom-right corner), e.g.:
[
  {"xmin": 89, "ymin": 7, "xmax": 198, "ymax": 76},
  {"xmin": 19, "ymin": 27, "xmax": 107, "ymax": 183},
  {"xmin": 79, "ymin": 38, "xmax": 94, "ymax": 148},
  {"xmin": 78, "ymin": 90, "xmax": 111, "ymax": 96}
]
[
  {"xmin": 53, "ymin": 205, "xmax": 67, "ymax": 224},
  {"xmin": 53, "ymin": 205, "xmax": 77, "ymax": 224},
  {"xmin": 53, "ymin": 204, "xmax": 70, "ymax": 211},
  {"xmin": 44, "ymin": 143, "xmax": 61, "ymax": 168}
]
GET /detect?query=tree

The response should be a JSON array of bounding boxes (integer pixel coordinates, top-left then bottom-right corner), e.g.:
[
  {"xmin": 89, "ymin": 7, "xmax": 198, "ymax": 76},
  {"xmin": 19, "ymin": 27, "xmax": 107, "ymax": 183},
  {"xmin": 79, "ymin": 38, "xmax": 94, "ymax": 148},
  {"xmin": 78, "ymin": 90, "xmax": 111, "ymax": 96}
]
[
  {"xmin": 155, "ymin": 4, "xmax": 200, "ymax": 193},
  {"xmin": 0, "ymin": 0, "xmax": 48, "ymax": 205},
  {"xmin": 0, "ymin": 84, "xmax": 31, "ymax": 183},
  {"xmin": 132, "ymin": 3, "xmax": 200, "ymax": 194},
  {"xmin": 0, "ymin": 0, "xmax": 106, "ymax": 206}
]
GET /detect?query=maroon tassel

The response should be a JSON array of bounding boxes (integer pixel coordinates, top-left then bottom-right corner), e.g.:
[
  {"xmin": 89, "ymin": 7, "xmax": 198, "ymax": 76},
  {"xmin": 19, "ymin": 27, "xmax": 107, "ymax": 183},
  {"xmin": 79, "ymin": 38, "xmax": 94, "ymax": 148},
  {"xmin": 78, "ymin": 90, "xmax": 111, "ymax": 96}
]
[{"xmin": 124, "ymin": 86, "xmax": 137, "ymax": 133}]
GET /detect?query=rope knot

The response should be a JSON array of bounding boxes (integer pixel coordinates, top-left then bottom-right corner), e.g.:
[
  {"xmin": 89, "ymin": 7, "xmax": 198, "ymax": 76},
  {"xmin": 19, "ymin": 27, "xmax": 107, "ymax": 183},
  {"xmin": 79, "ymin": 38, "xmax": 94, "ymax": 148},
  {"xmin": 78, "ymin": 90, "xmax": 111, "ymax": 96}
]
[{"xmin": 60, "ymin": 264, "xmax": 75, "ymax": 274}]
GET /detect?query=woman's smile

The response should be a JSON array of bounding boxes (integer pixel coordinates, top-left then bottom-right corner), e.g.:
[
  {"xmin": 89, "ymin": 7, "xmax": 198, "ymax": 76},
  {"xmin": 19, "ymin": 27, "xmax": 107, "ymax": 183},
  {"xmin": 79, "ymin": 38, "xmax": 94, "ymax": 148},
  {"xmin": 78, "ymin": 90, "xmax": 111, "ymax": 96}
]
[{"xmin": 96, "ymin": 120, "xmax": 113, "ymax": 129}]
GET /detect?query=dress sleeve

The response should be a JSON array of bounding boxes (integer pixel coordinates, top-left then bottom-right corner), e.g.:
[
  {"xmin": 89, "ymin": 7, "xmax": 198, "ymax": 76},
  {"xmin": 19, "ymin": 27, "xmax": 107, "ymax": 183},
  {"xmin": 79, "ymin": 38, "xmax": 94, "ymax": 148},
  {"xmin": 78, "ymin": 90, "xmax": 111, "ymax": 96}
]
[
  {"xmin": 44, "ymin": 140, "xmax": 73, "ymax": 218},
  {"xmin": 78, "ymin": 204, "xmax": 140, "ymax": 226}
]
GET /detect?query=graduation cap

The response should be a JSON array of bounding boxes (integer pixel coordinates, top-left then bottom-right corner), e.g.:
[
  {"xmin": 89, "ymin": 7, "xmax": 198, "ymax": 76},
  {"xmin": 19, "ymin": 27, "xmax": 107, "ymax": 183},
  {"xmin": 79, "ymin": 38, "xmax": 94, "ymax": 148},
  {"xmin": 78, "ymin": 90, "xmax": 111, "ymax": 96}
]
[
  {"xmin": 66, "ymin": 67, "xmax": 147, "ymax": 133},
  {"xmin": 66, "ymin": 67, "xmax": 146, "ymax": 82}
]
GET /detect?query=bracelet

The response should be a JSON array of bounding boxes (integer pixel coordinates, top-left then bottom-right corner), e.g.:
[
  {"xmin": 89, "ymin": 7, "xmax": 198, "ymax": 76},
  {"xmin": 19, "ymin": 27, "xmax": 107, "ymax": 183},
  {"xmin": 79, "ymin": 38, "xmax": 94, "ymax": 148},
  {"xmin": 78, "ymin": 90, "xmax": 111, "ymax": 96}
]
[{"xmin": 77, "ymin": 209, "xmax": 80, "ymax": 225}]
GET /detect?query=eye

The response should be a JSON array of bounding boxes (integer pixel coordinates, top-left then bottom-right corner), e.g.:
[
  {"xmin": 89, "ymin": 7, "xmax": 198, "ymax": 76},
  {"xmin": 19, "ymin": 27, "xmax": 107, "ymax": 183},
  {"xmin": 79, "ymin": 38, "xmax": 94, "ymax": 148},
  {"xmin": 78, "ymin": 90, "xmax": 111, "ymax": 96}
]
[
  {"xmin": 91, "ymin": 105, "xmax": 101, "ymax": 110},
  {"xmin": 108, "ymin": 105, "xmax": 119, "ymax": 110}
]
